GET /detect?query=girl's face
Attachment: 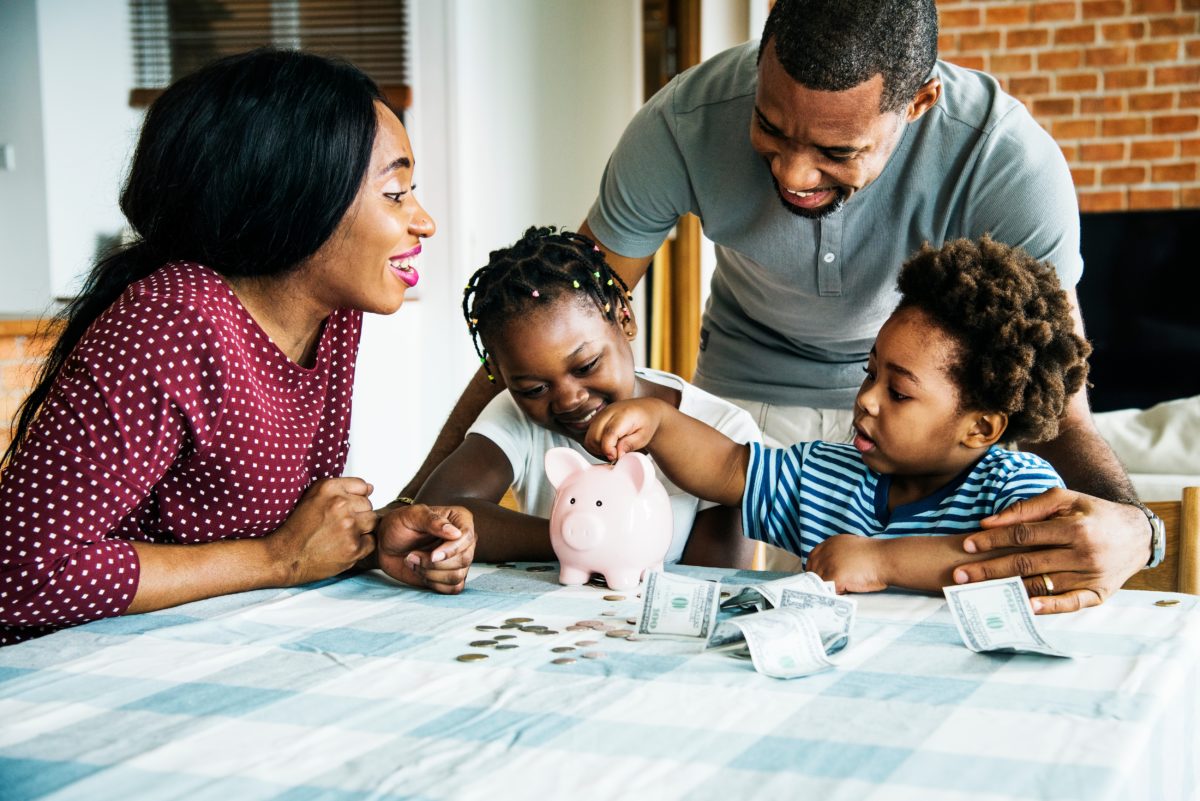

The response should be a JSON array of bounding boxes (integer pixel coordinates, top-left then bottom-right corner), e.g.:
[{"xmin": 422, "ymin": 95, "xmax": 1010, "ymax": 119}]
[
  {"xmin": 303, "ymin": 101, "xmax": 436, "ymax": 315},
  {"xmin": 853, "ymin": 306, "xmax": 1000, "ymax": 491},
  {"xmin": 489, "ymin": 296, "xmax": 637, "ymax": 444}
]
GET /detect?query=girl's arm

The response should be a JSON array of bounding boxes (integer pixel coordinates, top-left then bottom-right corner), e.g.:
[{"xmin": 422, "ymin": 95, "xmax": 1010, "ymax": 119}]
[
  {"xmin": 586, "ymin": 398, "xmax": 750, "ymax": 507},
  {"xmin": 679, "ymin": 505, "xmax": 756, "ymax": 569},
  {"xmin": 415, "ymin": 433, "xmax": 556, "ymax": 562}
]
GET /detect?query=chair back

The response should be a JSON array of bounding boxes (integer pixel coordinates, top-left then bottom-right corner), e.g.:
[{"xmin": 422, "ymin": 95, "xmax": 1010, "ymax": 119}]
[{"xmin": 1122, "ymin": 487, "xmax": 1199, "ymax": 594}]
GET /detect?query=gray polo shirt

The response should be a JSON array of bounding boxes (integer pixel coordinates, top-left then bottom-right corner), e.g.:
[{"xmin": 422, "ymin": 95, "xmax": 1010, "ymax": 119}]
[{"xmin": 587, "ymin": 41, "xmax": 1083, "ymax": 410}]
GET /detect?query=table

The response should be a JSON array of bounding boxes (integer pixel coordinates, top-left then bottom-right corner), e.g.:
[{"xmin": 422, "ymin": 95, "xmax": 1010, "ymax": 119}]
[{"xmin": 1, "ymin": 564, "xmax": 1198, "ymax": 801}]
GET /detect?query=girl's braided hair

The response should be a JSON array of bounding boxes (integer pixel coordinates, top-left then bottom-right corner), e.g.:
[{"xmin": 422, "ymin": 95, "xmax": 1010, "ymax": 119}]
[
  {"xmin": 462, "ymin": 226, "xmax": 634, "ymax": 380},
  {"xmin": 896, "ymin": 235, "xmax": 1092, "ymax": 443}
]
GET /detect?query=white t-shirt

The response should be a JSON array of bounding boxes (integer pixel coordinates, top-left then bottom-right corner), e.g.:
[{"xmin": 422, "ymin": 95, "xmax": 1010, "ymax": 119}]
[{"xmin": 467, "ymin": 367, "xmax": 762, "ymax": 563}]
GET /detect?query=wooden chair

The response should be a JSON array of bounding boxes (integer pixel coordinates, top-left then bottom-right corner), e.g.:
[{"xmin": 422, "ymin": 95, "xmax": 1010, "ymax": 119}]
[{"xmin": 1122, "ymin": 486, "xmax": 1200, "ymax": 595}]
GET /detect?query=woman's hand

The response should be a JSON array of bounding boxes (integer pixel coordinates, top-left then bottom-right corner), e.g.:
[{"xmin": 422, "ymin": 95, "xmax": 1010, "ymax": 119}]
[
  {"xmin": 375, "ymin": 503, "xmax": 476, "ymax": 594},
  {"xmin": 585, "ymin": 398, "xmax": 668, "ymax": 462},
  {"xmin": 264, "ymin": 477, "xmax": 378, "ymax": 586},
  {"xmin": 806, "ymin": 534, "xmax": 888, "ymax": 594}
]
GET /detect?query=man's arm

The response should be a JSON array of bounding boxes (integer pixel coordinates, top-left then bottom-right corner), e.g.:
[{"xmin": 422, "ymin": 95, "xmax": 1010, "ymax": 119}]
[{"xmin": 578, "ymin": 220, "xmax": 655, "ymax": 290}]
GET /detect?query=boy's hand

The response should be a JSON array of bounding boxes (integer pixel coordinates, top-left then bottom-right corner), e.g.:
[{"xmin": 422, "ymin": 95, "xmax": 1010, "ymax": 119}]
[
  {"xmin": 806, "ymin": 534, "xmax": 888, "ymax": 594},
  {"xmin": 584, "ymin": 398, "xmax": 668, "ymax": 462}
]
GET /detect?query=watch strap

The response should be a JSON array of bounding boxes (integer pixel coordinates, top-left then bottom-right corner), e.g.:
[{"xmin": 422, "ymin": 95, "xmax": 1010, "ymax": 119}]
[{"xmin": 1129, "ymin": 501, "xmax": 1166, "ymax": 570}]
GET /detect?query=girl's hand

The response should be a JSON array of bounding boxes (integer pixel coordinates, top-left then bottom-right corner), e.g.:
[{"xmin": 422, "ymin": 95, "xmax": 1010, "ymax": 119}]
[
  {"xmin": 264, "ymin": 477, "xmax": 378, "ymax": 586},
  {"xmin": 375, "ymin": 503, "xmax": 476, "ymax": 594},
  {"xmin": 805, "ymin": 534, "xmax": 888, "ymax": 594},
  {"xmin": 584, "ymin": 398, "xmax": 668, "ymax": 462}
]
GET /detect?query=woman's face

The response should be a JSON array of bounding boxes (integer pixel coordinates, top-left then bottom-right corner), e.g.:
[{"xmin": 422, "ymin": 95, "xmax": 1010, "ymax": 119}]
[{"xmin": 303, "ymin": 101, "xmax": 436, "ymax": 315}]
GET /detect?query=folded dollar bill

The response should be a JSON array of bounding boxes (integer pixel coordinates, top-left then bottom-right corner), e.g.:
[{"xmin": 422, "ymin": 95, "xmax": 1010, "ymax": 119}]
[
  {"xmin": 636, "ymin": 571, "xmax": 722, "ymax": 640},
  {"xmin": 719, "ymin": 572, "xmax": 835, "ymax": 612},
  {"xmin": 709, "ymin": 607, "xmax": 836, "ymax": 679},
  {"xmin": 942, "ymin": 576, "xmax": 1071, "ymax": 658}
]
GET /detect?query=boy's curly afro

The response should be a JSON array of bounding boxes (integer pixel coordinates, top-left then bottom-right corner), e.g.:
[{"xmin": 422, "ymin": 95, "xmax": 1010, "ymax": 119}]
[{"xmin": 896, "ymin": 236, "xmax": 1091, "ymax": 443}]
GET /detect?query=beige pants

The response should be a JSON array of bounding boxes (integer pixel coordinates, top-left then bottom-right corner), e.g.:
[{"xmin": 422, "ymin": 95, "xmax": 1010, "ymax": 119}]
[{"xmin": 724, "ymin": 398, "xmax": 857, "ymax": 573}]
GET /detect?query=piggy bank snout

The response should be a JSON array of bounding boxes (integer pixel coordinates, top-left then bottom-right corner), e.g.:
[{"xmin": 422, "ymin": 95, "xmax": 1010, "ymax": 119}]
[{"xmin": 559, "ymin": 512, "xmax": 605, "ymax": 551}]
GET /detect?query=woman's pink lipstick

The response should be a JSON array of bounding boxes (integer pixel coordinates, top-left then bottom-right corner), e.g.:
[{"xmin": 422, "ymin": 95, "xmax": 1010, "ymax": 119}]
[{"xmin": 389, "ymin": 245, "xmax": 421, "ymax": 288}]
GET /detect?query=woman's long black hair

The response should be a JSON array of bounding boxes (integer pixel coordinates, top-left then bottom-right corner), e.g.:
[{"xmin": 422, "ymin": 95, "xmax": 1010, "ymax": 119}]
[{"xmin": 2, "ymin": 48, "xmax": 383, "ymax": 470}]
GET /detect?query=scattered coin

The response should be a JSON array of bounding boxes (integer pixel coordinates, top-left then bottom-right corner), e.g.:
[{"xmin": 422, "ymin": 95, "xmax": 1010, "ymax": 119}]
[
  {"xmin": 602, "ymin": 594, "xmax": 626, "ymax": 602},
  {"xmin": 626, "ymin": 618, "xmax": 638, "ymax": 625},
  {"xmin": 551, "ymin": 646, "xmax": 576, "ymax": 653},
  {"xmin": 581, "ymin": 651, "xmax": 606, "ymax": 659},
  {"xmin": 494, "ymin": 634, "xmax": 516, "ymax": 640},
  {"xmin": 605, "ymin": 629, "xmax": 633, "ymax": 639},
  {"xmin": 521, "ymin": 625, "xmax": 548, "ymax": 632},
  {"xmin": 625, "ymin": 635, "xmax": 642, "ymax": 642},
  {"xmin": 536, "ymin": 630, "xmax": 559, "ymax": 636},
  {"xmin": 475, "ymin": 625, "xmax": 499, "ymax": 631},
  {"xmin": 601, "ymin": 611, "xmax": 617, "ymax": 617},
  {"xmin": 526, "ymin": 565, "xmax": 555, "ymax": 573},
  {"xmin": 456, "ymin": 653, "xmax": 488, "ymax": 662},
  {"xmin": 566, "ymin": 625, "xmax": 589, "ymax": 632},
  {"xmin": 1155, "ymin": 599, "xmax": 1182, "ymax": 607},
  {"xmin": 495, "ymin": 643, "xmax": 519, "ymax": 650},
  {"xmin": 551, "ymin": 657, "xmax": 577, "ymax": 665},
  {"xmin": 469, "ymin": 640, "xmax": 497, "ymax": 648},
  {"xmin": 575, "ymin": 639, "xmax": 597, "ymax": 647},
  {"xmin": 576, "ymin": 620, "xmax": 605, "ymax": 629},
  {"xmin": 505, "ymin": 617, "xmax": 533, "ymax": 624},
  {"xmin": 720, "ymin": 591, "xmax": 732, "ymax": 599},
  {"xmin": 500, "ymin": 623, "xmax": 522, "ymax": 629}
]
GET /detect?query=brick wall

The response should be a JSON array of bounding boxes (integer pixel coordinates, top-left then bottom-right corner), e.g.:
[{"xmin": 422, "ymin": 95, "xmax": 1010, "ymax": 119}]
[
  {"xmin": 937, "ymin": 0, "xmax": 1200, "ymax": 211},
  {"xmin": 0, "ymin": 322, "xmax": 54, "ymax": 457}
]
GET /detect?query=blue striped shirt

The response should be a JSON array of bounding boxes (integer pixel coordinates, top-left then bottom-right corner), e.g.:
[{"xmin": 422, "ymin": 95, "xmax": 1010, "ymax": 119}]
[{"xmin": 742, "ymin": 442, "xmax": 1064, "ymax": 561}]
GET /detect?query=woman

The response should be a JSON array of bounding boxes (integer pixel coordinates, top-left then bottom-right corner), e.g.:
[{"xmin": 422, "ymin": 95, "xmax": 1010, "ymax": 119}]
[{"xmin": 0, "ymin": 49, "xmax": 475, "ymax": 646}]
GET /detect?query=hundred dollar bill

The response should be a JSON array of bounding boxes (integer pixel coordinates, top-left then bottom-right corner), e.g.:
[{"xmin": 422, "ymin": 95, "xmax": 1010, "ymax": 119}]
[
  {"xmin": 777, "ymin": 588, "xmax": 856, "ymax": 655},
  {"xmin": 719, "ymin": 572, "xmax": 834, "ymax": 612},
  {"xmin": 636, "ymin": 571, "xmax": 721, "ymax": 640},
  {"xmin": 942, "ymin": 576, "xmax": 1071, "ymax": 658},
  {"xmin": 714, "ymin": 607, "xmax": 836, "ymax": 679}
]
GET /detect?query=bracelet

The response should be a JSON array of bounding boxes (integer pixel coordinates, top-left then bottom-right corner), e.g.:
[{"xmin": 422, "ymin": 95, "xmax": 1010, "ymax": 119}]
[{"xmin": 1128, "ymin": 501, "xmax": 1166, "ymax": 570}]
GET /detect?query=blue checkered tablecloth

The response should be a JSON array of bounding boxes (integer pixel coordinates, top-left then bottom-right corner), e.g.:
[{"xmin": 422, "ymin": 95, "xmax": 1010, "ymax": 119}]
[{"xmin": 1, "ymin": 564, "xmax": 1198, "ymax": 801}]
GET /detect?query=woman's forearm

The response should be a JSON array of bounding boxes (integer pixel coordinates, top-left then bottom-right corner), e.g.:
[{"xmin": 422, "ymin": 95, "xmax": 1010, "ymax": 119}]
[{"xmin": 126, "ymin": 538, "xmax": 285, "ymax": 613}]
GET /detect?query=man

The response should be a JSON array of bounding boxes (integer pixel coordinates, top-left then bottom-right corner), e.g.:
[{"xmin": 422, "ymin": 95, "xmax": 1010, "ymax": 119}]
[{"xmin": 395, "ymin": 0, "xmax": 1159, "ymax": 612}]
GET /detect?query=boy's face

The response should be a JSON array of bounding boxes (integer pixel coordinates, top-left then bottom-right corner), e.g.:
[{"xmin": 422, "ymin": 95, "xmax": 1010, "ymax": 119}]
[
  {"xmin": 490, "ymin": 296, "xmax": 637, "ymax": 444},
  {"xmin": 852, "ymin": 306, "xmax": 991, "ymax": 487}
]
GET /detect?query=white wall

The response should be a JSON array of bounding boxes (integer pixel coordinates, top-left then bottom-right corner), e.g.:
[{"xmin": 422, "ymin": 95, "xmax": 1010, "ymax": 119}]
[
  {"xmin": 345, "ymin": 0, "xmax": 644, "ymax": 503},
  {"xmin": 0, "ymin": 0, "xmax": 52, "ymax": 314}
]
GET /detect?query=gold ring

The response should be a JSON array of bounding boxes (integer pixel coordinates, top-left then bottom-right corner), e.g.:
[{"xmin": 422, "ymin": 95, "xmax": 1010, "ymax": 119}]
[{"xmin": 1042, "ymin": 574, "xmax": 1055, "ymax": 595}]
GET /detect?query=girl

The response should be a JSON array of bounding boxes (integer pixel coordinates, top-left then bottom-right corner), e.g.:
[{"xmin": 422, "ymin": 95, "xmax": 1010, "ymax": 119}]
[
  {"xmin": 415, "ymin": 226, "xmax": 759, "ymax": 567},
  {"xmin": 0, "ymin": 50, "xmax": 473, "ymax": 645},
  {"xmin": 585, "ymin": 236, "xmax": 1091, "ymax": 595}
]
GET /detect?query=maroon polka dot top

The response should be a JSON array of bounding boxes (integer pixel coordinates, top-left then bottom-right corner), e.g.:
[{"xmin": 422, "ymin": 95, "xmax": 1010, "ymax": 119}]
[{"xmin": 0, "ymin": 263, "xmax": 362, "ymax": 645}]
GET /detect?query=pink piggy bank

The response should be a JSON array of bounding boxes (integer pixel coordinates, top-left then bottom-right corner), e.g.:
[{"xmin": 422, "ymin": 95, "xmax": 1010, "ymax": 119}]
[{"xmin": 545, "ymin": 448, "xmax": 673, "ymax": 591}]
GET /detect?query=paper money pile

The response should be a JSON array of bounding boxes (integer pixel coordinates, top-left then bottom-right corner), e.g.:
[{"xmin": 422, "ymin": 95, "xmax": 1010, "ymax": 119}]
[
  {"xmin": 942, "ymin": 576, "xmax": 1071, "ymax": 658},
  {"xmin": 637, "ymin": 571, "xmax": 856, "ymax": 679}
]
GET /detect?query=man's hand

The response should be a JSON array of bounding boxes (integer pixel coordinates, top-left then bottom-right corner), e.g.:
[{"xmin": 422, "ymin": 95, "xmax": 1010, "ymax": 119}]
[
  {"xmin": 375, "ymin": 503, "xmax": 476, "ymax": 594},
  {"xmin": 806, "ymin": 534, "xmax": 888, "ymax": 594},
  {"xmin": 954, "ymin": 488, "xmax": 1148, "ymax": 614}
]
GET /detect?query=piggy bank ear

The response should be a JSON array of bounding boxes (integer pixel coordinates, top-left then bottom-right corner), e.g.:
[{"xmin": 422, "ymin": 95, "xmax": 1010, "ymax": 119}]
[
  {"xmin": 545, "ymin": 447, "xmax": 591, "ymax": 489},
  {"xmin": 612, "ymin": 451, "xmax": 656, "ymax": 492}
]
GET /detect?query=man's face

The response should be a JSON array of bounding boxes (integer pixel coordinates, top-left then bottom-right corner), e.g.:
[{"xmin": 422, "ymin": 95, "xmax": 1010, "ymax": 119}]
[{"xmin": 750, "ymin": 40, "xmax": 926, "ymax": 219}]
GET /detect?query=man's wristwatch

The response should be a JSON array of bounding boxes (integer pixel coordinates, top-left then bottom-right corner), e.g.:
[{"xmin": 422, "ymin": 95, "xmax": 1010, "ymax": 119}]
[{"xmin": 1129, "ymin": 501, "xmax": 1166, "ymax": 569}]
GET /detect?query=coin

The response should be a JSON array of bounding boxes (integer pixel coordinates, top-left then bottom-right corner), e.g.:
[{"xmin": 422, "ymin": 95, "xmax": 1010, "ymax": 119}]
[
  {"xmin": 566, "ymin": 625, "xmax": 589, "ymax": 632},
  {"xmin": 575, "ymin": 639, "xmax": 597, "ymax": 646},
  {"xmin": 602, "ymin": 594, "xmax": 626, "ymax": 602},
  {"xmin": 605, "ymin": 629, "xmax": 633, "ymax": 638},
  {"xmin": 494, "ymin": 634, "xmax": 516, "ymax": 640},
  {"xmin": 576, "ymin": 620, "xmax": 605, "ymax": 629},
  {"xmin": 536, "ymin": 630, "xmax": 559, "ymax": 636},
  {"xmin": 625, "ymin": 635, "xmax": 642, "ymax": 642},
  {"xmin": 500, "ymin": 623, "xmax": 521, "ymax": 629},
  {"xmin": 601, "ymin": 611, "xmax": 617, "ymax": 617},
  {"xmin": 551, "ymin": 657, "xmax": 577, "ymax": 665},
  {"xmin": 475, "ymin": 625, "xmax": 499, "ymax": 631},
  {"xmin": 626, "ymin": 618, "xmax": 638, "ymax": 625},
  {"xmin": 581, "ymin": 651, "xmax": 606, "ymax": 659},
  {"xmin": 505, "ymin": 617, "xmax": 533, "ymax": 624},
  {"xmin": 1155, "ymin": 599, "xmax": 1181, "ymax": 607},
  {"xmin": 456, "ymin": 653, "xmax": 488, "ymax": 662},
  {"xmin": 551, "ymin": 646, "xmax": 576, "ymax": 653},
  {"xmin": 521, "ymin": 625, "xmax": 547, "ymax": 632},
  {"xmin": 720, "ymin": 591, "xmax": 732, "ymax": 599},
  {"xmin": 495, "ymin": 643, "xmax": 519, "ymax": 650},
  {"xmin": 469, "ymin": 640, "xmax": 497, "ymax": 648},
  {"xmin": 526, "ymin": 565, "xmax": 555, "ymax": 573}
]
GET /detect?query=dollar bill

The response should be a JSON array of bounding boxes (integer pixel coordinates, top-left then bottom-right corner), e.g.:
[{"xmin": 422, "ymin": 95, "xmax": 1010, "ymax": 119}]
[
  {"xmin": 719, "ymin": 572, "xmax": 834, "ymax": 612},
  {"xmin": 636, "ymin": 571, "xmax": 721, "ymax": 640},
  {"xmin": 713, "ymin": 607, "xmax": 836, "ymax": 679},
  {"xmin": 777, "ymin": 588, "xmax": 856, "ymax": 655},
  {"xmin": 942, "ymin": 576, "xmax": 1071, "ymax": 658}
]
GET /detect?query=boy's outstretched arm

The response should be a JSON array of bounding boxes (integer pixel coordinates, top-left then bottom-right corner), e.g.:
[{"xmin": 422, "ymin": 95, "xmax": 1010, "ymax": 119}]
[{"xmin": 585, "ymin": 398, "xmax": 749, "ymax": 507}]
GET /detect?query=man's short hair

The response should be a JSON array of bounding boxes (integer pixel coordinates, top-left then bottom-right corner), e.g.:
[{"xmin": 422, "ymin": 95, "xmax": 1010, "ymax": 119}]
[{"xmin": 760, "ymin": 0, "xmax": 938, "ymax": 113}]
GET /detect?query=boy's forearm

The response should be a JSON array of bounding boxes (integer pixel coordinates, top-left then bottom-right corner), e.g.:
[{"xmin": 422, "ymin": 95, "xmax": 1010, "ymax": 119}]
[
  {"xmin": 876, "ymin": 535, "xmax": 1020, "ymax": 591},
  {"xmin": 648, "ymin": 408, "xmax": 749, "ymax": 507}
]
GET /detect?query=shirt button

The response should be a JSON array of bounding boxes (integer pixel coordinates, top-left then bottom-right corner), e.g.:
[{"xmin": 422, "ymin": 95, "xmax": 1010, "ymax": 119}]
[{"xmin": 823, "ymin": 253, "xmax": 836, "ymax": 263}]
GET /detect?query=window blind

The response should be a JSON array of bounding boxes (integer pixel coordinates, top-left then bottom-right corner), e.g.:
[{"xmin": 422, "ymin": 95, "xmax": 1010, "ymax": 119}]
[{"xmin": 129, "ymin": 0, "xmax": 409, "ymax": 109}]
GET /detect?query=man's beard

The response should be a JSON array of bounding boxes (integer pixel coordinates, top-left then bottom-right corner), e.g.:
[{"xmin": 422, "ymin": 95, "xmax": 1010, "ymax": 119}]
[{"xmin": 771, "ymin": 176, "xmax": 848, "ymax": 219}]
